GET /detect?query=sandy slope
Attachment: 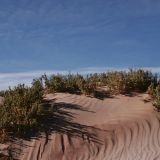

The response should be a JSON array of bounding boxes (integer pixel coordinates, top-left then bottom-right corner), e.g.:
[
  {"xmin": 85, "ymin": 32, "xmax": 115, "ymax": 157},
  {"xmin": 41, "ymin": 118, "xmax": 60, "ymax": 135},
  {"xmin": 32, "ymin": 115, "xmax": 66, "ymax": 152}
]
[{"xmin": 4, "ymin": 93, "xmax": 160, "ymax": 160}]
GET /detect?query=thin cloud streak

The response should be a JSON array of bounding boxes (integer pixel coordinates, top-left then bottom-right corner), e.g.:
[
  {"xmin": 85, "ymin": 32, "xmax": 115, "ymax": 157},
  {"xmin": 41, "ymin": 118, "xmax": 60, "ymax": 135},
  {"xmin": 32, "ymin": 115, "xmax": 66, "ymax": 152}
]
[{"xmin": 0, "ymin": 67, "xmax": 160, "ymax": 90}]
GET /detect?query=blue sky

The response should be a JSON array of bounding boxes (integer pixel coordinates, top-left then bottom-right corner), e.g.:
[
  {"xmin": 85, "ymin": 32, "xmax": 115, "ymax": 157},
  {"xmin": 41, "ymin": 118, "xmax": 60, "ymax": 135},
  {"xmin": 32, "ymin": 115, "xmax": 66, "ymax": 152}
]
[{"xmin": 0, "ymin": 0, "xmax": 160, "ymax": 89}]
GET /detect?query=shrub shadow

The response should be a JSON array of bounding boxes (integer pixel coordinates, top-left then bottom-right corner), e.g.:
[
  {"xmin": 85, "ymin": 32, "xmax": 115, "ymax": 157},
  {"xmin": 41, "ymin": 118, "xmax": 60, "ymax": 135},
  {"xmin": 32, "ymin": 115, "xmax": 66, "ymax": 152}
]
[
  {"xmin": 38, "ymin": 101, "xmax": 101, "ymax": 144},
  {"xmin": 9, "ymin": 100, "xmax": 102, "ymax": 158},
  {"xmin": 94, "ymin": 90, "xmax": 114, "ymax": 100}
]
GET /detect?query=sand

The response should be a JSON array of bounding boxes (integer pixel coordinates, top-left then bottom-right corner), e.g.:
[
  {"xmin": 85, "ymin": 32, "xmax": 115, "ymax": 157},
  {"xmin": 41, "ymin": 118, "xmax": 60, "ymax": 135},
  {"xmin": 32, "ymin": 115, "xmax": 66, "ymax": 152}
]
[{"xmin": 1, "ymin": 93, "xmax": 160, "ymax": 160}]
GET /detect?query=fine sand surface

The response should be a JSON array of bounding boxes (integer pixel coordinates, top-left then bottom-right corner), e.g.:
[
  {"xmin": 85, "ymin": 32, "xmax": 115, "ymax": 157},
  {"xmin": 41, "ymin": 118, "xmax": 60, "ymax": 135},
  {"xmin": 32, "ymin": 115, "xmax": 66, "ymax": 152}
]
[{"xmin": 3, "ymin": 93, "xmax": 160, "ymax": 160}]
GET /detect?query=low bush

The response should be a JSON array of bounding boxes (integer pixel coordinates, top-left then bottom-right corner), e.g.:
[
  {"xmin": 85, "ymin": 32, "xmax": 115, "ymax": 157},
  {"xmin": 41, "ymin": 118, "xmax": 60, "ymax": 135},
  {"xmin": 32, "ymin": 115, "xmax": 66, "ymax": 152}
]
[
  {"xmin": 147, "ymin": 82, "xmax": 155, "ymax": 97},
  {"xmin": 46, "ymin": 75, "xmax": 66, "ymax": 92},
  {"xmin": 0, "ymin": 79, "xmax": 44, "ymax": 142},
  {"xmin": 41, "ymin": 69, "xmax": 157, "ymax": 96},
  {"xmin": 127, "ymin": 69, "xmax": 155, "ymax": 92},
  {"xmin": 105, "ymin": 69, "xmax": 157, "ymax": 94},
  {"xmin": 153, "ymin": 84, "xmax": 160, "ymax": 112},
  {"xmin": 106, "ymin": 71, "xmax": 129, "ymax": 94},
  {"xmin": 80, "ymin": 81, "xmax": 96, "ymax": 96},
  {"xmin": 63, "ymin": 74, "xmax": 80, "ymax": 93},
  {"xmin": 42, "ymin": 73, "xmax": 97, "ymax": 96},
  {"xmin": 0, "ymin": 90, "xmax": 5, "ymax": 97}
]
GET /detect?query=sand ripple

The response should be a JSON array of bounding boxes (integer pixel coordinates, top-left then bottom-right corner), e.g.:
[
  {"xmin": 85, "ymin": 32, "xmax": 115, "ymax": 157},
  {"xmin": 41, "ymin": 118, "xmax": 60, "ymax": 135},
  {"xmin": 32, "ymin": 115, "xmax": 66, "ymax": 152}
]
[{"xmin": 8, "ymin": 93, "xmax": 160, "ymax": 160}]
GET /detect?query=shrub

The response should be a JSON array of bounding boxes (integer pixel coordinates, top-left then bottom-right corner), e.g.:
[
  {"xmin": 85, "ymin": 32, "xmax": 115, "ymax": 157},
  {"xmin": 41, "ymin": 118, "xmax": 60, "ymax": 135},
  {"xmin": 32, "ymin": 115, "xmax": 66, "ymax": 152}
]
[
  {"xmin": 74, "ymin": 74, "xmax": 85, "ymax": 92},
  {"xmin": 98, "ymin": 73, "xmax": 108, "ymax": 86},
  {"xmin": 80, "ymin": 76, "xmax": 97, "ymax": 96},
  {"xmin": 105, "ymin": 69, "xmax": 157, "ymax": 94},
  {"xmin": 82, "ymin": 83, "xmax": 96, "ymax": 96},
  {"xmin": 0, "ymin": 90, "xmax": 5, "ymax": 97},
  {"xmin": 106, "ymin": 71, "xmax": 130, "ymax": 94},
  {"xmin": 147, "ymin": 82, "xmax": 155, "ymax": 97},
  {"xmin": 87, "ymin": 73, "xmax": 101, "ymax": 87},
  {"xmin": 46, "ymin": 75, "xmax": 66, "ymax": 92},
  {"xmin": 64, "ymin": 74, "xmax": 80, "ymax": 93},
  {"xmin": 0, "ymin": 81, "xmax": 44, "ymax": 142},
  {"xmin": 42, "ymin": 69, "xmax": 157, "ymax": 96},
  {"xmin": 153, "ymin": 84, "xmax": 160, "ymax": 112},
  {"xmin": 31, "ymin": 78, "xmax": 44, "ymax": 101},
  {"xmin": 127, "ymin": 69, "xmax": 154, "ymax": 92}
]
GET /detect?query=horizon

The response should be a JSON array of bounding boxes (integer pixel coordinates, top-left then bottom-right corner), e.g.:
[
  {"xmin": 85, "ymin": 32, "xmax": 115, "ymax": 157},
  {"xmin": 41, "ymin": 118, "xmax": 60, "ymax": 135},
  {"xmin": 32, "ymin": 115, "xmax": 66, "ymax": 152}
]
[
  {"xmin": 0, "ymin": 0, "xmax": 160, "ymax": 89},
  {"xmin": 0, "ymin": 67, "xmax": 160, "ymax": 90}
]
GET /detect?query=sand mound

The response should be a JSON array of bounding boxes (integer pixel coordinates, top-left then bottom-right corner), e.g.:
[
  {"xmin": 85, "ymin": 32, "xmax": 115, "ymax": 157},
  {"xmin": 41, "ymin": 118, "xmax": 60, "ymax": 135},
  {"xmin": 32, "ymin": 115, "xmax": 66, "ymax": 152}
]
[{"xmin": 3, "ymin": 93, "xmax": 160, "ymax": 160}]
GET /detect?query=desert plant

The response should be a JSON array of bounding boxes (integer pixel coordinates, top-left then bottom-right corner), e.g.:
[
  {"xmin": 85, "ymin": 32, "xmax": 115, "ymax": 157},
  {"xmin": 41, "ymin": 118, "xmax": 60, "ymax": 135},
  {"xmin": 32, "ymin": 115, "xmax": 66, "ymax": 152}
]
[
  {"xmin": 0, "ymin": 90, "xmax": 5, "ymax": 97},
  {"xmin": 64, "ymin": 74, "xmax": 80, "ymax": 93},
  {"xmin": 80, "ymin": 76, "xmax": 97, "ymax": 96},
  {"xmin": 147, "ymin": 82, "xmax": 155, "ymax": 97},
  {"xmin": 0, "ymin": 82, "xmax": 44, "ymax": 142},
  {"xmin": 46, "ymin": 75, "xmax": 66, "ymax": 92},
  {"xmin": 74, "ymin": 74, "xmax": 85, "ymax": 91},
  {"xmin": 153, "ymin": 84, "xmax": 160, "ymax": 112},
  {"xmin": 106, "ymin": 71, "xmax": 129, "ymax": 94},
  {"xmin": 98, "ymin": 73, "xmax": 108, "ymax": 86},
  {"xmin": 127, "ymin": 69, "xmax": 154, "ymax": 92},
  {"xmin": 104, "ymin": 69, "xmax": 157, "ymax": 94}
]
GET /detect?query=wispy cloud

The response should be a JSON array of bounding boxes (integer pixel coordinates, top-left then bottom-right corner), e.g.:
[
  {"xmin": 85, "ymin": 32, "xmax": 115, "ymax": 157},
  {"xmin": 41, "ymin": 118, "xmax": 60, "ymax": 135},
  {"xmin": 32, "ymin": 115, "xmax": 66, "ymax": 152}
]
[
  {"xmin": 0, "ymin": 67, "xmax": 160, "ymax": 90},
  {"xmin": 0, "ymin": 70, "xmax": 67, "ymax": 90}
]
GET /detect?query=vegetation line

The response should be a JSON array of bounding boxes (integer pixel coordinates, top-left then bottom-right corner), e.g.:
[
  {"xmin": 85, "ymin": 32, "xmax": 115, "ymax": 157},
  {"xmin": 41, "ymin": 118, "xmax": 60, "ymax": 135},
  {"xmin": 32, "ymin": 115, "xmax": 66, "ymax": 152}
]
[{"xmin": 0, "ymin": 69, "xmax": 160, "ymax": 144}]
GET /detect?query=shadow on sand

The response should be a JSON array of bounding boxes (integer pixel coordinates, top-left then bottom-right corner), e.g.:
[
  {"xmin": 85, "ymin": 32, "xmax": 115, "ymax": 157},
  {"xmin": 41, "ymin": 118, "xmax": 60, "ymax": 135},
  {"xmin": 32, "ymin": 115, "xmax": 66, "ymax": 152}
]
[
  {"xmin": 94, "ymin": 90, "xmax": 114, "ymax": 100},
  {"xmin": 39, "ymin": 101, "xmax": 101, "ymax": 143},
  {"xmin": 8, "ymin": 100, "xmax": 103, "ymax": 158}
]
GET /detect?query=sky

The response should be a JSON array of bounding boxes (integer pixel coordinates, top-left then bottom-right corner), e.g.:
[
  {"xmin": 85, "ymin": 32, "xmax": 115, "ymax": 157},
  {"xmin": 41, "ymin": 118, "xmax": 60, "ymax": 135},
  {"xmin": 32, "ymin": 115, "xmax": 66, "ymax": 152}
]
[{"xmin": 0, "ymin": 0, "xmax": 160, "ymax": 89}]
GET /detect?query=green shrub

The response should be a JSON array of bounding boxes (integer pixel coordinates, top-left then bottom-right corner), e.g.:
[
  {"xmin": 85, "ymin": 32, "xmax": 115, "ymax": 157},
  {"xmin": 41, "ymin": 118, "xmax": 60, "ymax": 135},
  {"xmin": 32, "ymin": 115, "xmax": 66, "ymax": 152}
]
[
  {"xmin": 46, "ymin": 75, "xmax": 66, "ymax": 92},
  {"xmin": 0, "ymin": 81, "xmax": 44, "ymax": 142},
  {"xmin": 105, "ymin": 69, "xmax": 156, "ymax": 94},
  {"xmin": 87, "ymin": 73, "xmax": 101, "ymax": 87},
  {"xmin": 0, "ymin": 90, "xmax": 5, "ymax": 97},
  {"xmin": 64, "ymin": 74, "xmax": 80, "ymax": 93},
  {"xmin": 98, "ymin": 73, "xmax": 108, "ymax": 86},
  {"xmin": 74, "ymin": 74, "xmax": 85, "ymax": 91},
  {"xmin": 127, "ymin": 69, "xmax": 154, "ymax": 92},
  {"xmin": 147, "ymin": 82, "xmax": 155, "ymax": 97},
  {"xmin": 42, "ymin": 69, "xmax": 157, "ymax": 96},
  {"xmin": 80, "ymin": 76, "xmax": 97, "ymax": 96},
  {"xmin": 153, "ymin": 84, "xmax": 160, "ymax": 112},
  {"xmin": 82, "ymin": 83, "xmax": 96, "ymax": 96},
  {"xmin": 106, "ymin": 71, "xmax": 130, "ymax": 94}
]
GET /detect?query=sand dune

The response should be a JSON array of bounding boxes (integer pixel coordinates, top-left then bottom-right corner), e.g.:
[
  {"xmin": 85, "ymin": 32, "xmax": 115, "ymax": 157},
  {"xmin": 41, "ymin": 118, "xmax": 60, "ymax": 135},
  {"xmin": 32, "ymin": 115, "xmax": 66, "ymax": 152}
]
[{"xmin": 3, "ymin": 93, "xmax": 160, "ymax": 160}]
